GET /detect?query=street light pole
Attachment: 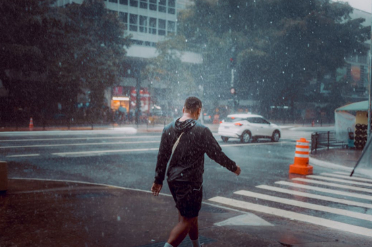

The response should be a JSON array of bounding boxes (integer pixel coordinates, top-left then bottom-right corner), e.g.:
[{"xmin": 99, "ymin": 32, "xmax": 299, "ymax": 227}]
[{"xmin": 368, "ymin": 8, "xmax": 372, "ymax": 141}]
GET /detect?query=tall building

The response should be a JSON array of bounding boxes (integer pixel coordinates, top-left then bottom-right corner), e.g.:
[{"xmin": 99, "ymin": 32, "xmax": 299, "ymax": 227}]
[{"xmin": 55, "ymin": 0, "xmax": 201, "ymax": 116}]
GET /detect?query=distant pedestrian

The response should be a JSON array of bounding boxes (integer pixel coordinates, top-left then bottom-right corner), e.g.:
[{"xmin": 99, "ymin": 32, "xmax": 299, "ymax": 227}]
[{"xmin": 151, "ymin": 96, "xmax": 241, "ymax": 247}]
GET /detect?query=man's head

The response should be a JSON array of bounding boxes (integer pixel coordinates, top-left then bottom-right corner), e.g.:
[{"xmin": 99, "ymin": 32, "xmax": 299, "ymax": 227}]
[{"xmin": 183, "ymin": 96, "xmax": 202, "ymax": 120}]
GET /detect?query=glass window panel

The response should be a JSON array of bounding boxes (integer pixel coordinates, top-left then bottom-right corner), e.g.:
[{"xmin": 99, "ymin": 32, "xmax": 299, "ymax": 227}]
[
  {"xmin": 119, "ymin": 12, "xmax": 128, "ymax": 24},
  {"xmin": 149, "ymin": 0, "xmax": 157, "ymax": 11},
  {"xmin": 109, "ymin": 0, "xmax": 118, "ymax": 3},
  {"xmin": 159, "ymin": 0, "xmax": 166, "ymax": 5},
  {"xmin": 158, "ymin": 30, "xmax": 166, "ymax": 36},
  {"xmin": 168, "ymin": 0, "xmax": 175, "ymax": 7},
  {"xmin": 158, "ymin": 19, "xmax": 166, "ymax": 29},
  {"xmin": 159, "ymin": 5, "xmax": 166, "ymax": 12},
  {"xmin": 130, "ymin": 0, "xmax": 138, "ymax": 7},
  {"xmin": 119, "ymin": 0, "xmax": 128, "ymax": 4},
  {"xmin": 168, "ymin": 7, "xmax": 175, "ymax": 14},
  {"xmin": 140, "ymin": 0, "xmax": 147, "ymax": 9},
  {"xmin": 140, "ymin": 16, "xmax": 147, "ymax": 33},
  {"xmin": 130, "ymin": 14, "xmax": 138, "ymax": 31},
  {"xmin": 149, "ymin": 17, "xmax": 157, "ymax": 34}
]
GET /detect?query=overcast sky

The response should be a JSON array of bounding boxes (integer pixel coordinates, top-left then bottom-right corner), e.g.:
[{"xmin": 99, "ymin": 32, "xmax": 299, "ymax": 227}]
[{"xmin": 334, "ymin": 0, "xmax": 372, "ymax": 13}]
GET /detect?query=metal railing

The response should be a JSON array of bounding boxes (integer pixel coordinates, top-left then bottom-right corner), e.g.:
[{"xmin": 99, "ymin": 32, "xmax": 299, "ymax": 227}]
[{"xmin": 311, "ymin": 131, "xmax": 346, "ymax": 154}]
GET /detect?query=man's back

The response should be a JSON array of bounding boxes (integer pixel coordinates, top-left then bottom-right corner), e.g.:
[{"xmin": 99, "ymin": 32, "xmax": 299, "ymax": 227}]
[{"xmin": 154, "ymin": 118, "xmax": 237, "ymax": 184}]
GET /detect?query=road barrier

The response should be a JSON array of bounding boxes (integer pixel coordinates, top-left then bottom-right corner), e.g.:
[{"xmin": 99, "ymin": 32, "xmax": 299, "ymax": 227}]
[
  {"xmin": 0, "ymin": 161, "xmax": 8, "ymax": 191},
  {"xmin": 310, "ymin": 131, "xmax": 345, "ymax": 154},
  {"xmin": 289, "ymin": 138, "xmax": 313, "ymax": 175}
]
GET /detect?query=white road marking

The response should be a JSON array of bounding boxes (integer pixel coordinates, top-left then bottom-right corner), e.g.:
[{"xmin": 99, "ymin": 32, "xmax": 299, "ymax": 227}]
[
  {"xmin": 209, "ymin": 196, "xmax": 372, "ymax": 238},
  {"xmin": 256, "ymin": 185, "xmax": 372, "ymax": 209},
  {"xmin": 321, "ymin": 173, "xmax": 372, "ymax": 183},
  {"xmin": 53, "ymin": 148, "xmax": 159, "ymax": 157},
  {"xmin": 0, "ymin": 135, "xmax": 160, "ymax": 142},
  {"xmin": 307, "ymin": 175, "xmax": 372, "ymax": 187},
  {"xmin": 234, "ymin": 190, "xmax": 372, "ymax": 222},
  {"xmin": 0, "ymin": 141, "xmax": 159, "ymax": 149},
  {"xmin": 276, "ymin": 181, "xmax": 372, "ymax": 201},
  {"xmin": 292, "ymin": 178, "xmax": 372, "ymax": 194},
  {"xmin": 6, "ymin": 154, "xmax": 40, "ymax": 158}
]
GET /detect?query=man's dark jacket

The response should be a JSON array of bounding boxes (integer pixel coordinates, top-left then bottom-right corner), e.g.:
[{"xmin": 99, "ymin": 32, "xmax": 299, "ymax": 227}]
[{"xmin": 154, "ymin": 118, "xmax": 237, "ymax": 185}]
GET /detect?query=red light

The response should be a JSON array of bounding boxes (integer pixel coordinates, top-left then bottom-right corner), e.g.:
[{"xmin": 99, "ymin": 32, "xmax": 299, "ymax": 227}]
[
  {"xmin": 230, "ymin": 58, "xmax": 234, "ymax": 61},
  {"xmin": 231, "ymin": 117, "xmax": 235, "ymax": 119},
  {"xmin": 235, "ymin": 122, "xmax": 243, "ymax": 126},
  {"xmin": 220, "ymin": 121, "xmax": 223, "ymax": 124}
]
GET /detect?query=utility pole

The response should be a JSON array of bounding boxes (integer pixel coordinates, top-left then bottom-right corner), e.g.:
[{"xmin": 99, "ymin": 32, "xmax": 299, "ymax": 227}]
[{"xmin": 134, "ymin": 66, "xmax": 141, "ymax": 126}]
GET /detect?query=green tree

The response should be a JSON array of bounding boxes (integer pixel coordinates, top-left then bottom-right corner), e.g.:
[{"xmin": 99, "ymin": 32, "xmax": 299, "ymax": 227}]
[
  {"xmin": 0, "ymin": 0, "xmax": 131, "ymax": 122},
  {"xmin": 174, "ymin": 0, "xmax": 370, "ymax": 118}
]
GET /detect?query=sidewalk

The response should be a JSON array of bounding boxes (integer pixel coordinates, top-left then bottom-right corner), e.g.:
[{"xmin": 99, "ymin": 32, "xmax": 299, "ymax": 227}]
[{"xmin": 0, "ymin": 179, "xmax": 279, "ymax": 247}]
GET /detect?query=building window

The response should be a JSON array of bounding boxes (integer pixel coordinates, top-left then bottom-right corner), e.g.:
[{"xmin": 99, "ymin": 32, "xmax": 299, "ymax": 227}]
[
  {"xmin": 158, "ymin": 0, "xmax": 166, "ymax": 12},
  {"xmin": 132, "ymin": 39, "xmax": 143, "ymax": 45},
  {"xmin": 158, "ymin": 19, "xmax": 166, "ymax": 36},
  {"xmin": 120, "ymin": 0, "xmax": 128, "ymax": 5},
  {"xmin": 140, "ymin": 16, "xmax": 148, "ymax": 33},
  {"xmin": 149, "ymin": 17, "xmax": 157, "ymax": 34},
  {"xmin": 109, "ymin": 0, "xmax": 118, "ymax": 3},
  {"xmin": 167, "ymin": 21, "xmax": 175, "ymax": 35},
  {"xmin": 149, "ymin": 0, "xmax": 157, "ymax": 11},
  {"xmin": 130, "ymin": 14, "xmax": 138, "ymax": 31},
  {"xmin": 119, "ymin": 12, "xmax": 128, "ymax": 29},
  {"xmin": 168, "ymin": 0, "xmax": 175, "ymax": 14},
  {"xmin": 130, "ymin": 0, "xmax": 138, "ymax": 7},
  {"xmin": 140, "ymin": 0, "xmax": 147, "ymax": 9}
]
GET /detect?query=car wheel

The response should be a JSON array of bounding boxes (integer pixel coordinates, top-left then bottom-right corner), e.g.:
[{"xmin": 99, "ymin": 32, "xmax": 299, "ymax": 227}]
[
  {"xmin": 271, "ymin": 131, "xmax": 280, "ymax": 142},
  {"xmin": 241, "ymin": 131, "xmax": 251, "ymax": 143},
  {"xmin": 221, "ymin": 136, "xmax": 229, "ymax": 142}
]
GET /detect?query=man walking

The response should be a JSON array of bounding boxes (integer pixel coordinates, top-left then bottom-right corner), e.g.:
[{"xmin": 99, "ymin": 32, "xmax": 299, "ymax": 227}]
[{"xmin": 151, "ymin": 96, "xmax": 241, "ymax": 247}]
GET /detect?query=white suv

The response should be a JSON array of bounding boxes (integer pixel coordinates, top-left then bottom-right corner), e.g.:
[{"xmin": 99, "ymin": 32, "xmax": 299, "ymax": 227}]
[{"xmin": 217, "ymin": 114, "xmax": 281, "ymax": 143}]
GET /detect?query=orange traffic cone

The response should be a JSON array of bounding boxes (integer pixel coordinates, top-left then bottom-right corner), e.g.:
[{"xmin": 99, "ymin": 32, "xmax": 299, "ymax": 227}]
[
  {"xmin": 29, "ymin": 117, "xmax": 34, "ymax": 130},
  {"xmin": 289, "ymin": 138, "xmax": 313, "ymax": 175}
]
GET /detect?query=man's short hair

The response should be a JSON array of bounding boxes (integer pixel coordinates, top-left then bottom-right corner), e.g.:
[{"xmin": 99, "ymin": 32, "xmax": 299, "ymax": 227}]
[{"xmin": 184, "ymin": 96, "xmax": 202, "ymax": 114}]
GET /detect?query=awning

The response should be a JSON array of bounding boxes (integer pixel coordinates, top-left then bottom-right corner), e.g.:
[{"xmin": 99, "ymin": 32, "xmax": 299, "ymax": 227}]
[{"xmin": 335, "ymin": 101, "xmax": 369, "ymax": 112}]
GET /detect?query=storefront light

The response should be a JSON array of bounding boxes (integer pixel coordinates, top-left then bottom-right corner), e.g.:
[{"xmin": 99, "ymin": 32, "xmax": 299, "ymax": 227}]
[{"xmin": 113, "ymin": 97, "xmax": 130, "ymax": 101}]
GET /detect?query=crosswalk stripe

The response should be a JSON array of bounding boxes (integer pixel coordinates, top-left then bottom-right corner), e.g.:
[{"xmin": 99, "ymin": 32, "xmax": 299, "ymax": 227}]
[
  {"xmin": 256, "ymin": 185, "xmax": 372, "ymax": 209},
  {"xmin": 321, "ymin": 173, "xmax": 372, "ymax": 183},
  {"xmin": 292, "ymin": 178, "xmax": 372, "ymax": 194},
  {"xmin": 334, "ymin": 172, "xmax": 353, "ymax": 176},
  {"xmin": 307, "ymin": 175, "xmax": 372, "ymax": 187},
  {"xmin": 276, "ymin": 181, "xmax": 372, "ymax": 200},
  {"xmin": 234, "ymin": 190, "xmax": 372, "ymax": 222},
  {"xmin": 208, "ymin": 196, "xmax": 372, "ymax": 238}
]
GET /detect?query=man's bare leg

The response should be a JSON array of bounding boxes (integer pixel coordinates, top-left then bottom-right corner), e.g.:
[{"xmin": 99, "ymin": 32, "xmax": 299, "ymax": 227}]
[{"xmin": 167, "ymin": 215, "xmax": 197, "ymax": 247}]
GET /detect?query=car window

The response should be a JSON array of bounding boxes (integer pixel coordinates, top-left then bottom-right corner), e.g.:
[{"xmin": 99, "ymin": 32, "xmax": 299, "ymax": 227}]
[
  {"xmin": 225, "ymin": 117, "xmax": 243, "ymax": 123},
  {"xmin": 257, "ymin": 118, "xmax": 270, "ymax": 124},
  {"xmin": 247, "ymin": 117, "xmax": 260, "ymax": 123}
]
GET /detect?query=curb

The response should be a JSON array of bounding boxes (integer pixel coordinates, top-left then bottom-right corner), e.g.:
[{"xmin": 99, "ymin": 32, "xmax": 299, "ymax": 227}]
[{"xmin": 309, "ymin": 156, "xmax": 353, "ymax": 172}]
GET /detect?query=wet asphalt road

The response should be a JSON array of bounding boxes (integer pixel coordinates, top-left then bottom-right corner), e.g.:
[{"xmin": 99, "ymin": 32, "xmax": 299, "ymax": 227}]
[{"xmin": 1, "ymin": 128, "xmax": 372, "ymax": 246}]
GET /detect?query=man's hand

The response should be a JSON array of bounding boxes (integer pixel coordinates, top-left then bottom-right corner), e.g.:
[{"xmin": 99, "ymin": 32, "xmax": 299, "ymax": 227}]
[
  {"xmin": 234, "ymin": 165, "xmax": 241, "ymax": 176},
  {"xmin": 151, "ymin": 183, "xmax": 162, "ymax": 196}
]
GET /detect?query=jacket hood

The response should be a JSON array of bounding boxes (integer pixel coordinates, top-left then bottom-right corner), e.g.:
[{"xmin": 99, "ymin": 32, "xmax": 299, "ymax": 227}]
[{"xmin": 175, "ymin": 118, "xmax": 197, "ymax": 133}]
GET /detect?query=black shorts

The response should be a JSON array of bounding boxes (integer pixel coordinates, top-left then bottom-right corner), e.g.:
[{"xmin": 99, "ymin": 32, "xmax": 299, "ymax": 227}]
[{"xmin": 168, "ymin": 181, "xmax": 203, "ymax": 218}]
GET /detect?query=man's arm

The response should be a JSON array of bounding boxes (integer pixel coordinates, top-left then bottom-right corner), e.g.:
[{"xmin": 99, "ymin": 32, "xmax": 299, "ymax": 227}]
[
  {"xmin": 203, "ymin": 128, "xmax": 240, "ymax": 174},
  {"xmin": 154, "ymin": 128, "xmax": 172, "ymax": 185}
]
